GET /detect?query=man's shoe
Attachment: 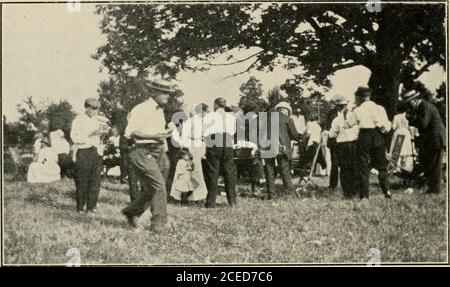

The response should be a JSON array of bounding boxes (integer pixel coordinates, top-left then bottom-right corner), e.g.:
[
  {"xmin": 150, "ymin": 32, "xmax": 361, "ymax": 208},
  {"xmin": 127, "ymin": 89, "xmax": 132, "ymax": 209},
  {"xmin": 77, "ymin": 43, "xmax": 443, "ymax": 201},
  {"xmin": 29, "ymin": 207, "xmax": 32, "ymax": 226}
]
[
  {"xmin": 384, "ymin": 191, "xmax": 392, "ymax": 199},
  {"xmin": 121, "ymin": 209, "xmax": 138, "ymax": 228},
  {"xmin": 149, "ymin": 224, "xmax": 166, "ymax": 234}
]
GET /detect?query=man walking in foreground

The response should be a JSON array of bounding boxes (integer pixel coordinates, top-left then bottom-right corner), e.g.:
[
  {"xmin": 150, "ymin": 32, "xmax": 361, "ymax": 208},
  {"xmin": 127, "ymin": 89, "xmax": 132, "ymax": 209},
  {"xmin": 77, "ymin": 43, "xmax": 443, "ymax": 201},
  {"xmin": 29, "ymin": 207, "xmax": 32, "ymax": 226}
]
[{"xmin": 121, "ymin": 78, "xmax": 174, "ymax": 232}]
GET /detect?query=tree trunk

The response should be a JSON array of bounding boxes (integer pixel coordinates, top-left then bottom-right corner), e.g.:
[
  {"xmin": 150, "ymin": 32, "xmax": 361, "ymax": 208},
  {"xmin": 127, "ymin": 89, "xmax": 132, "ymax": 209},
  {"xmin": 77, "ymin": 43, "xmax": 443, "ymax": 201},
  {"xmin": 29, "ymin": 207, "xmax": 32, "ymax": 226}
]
[
  {"xmin": 368, "ymin": 10, "xmax": 404, "ymax": 120},
  {"xmin": 367, "ymin": 65, "xmax": 401, "ymax": 120}
]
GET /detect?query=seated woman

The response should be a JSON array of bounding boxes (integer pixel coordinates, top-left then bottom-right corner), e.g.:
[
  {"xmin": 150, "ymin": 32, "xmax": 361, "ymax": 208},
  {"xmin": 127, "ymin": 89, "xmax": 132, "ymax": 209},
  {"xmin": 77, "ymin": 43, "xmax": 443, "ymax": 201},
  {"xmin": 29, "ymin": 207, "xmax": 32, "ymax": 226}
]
[
  {"xmin": 388, "ymin": 112, "xmax": 417, "ymax": 174},
  {"xmin": 27, "ymin": 137, "xmax": 61, "ymax": 183}
]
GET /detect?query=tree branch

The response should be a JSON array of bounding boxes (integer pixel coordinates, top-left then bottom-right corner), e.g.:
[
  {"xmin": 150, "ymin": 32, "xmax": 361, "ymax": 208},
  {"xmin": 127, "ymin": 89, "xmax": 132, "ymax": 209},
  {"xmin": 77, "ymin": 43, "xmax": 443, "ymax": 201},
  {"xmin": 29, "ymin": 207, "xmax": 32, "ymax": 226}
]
[
  {"xmin": 219, "ymin": 59, "xmax": 259, "ymax": 82},
  {"xmin": 330, "ymin": 61, "xmax": 361, "ymax": 73},
  {"xmin": 307, "ymin": 17, "xmax": 322, "ymax": 32},
  {"xmin": 209, "ymin": 51, "xmax": 263, "ymax": 66}
]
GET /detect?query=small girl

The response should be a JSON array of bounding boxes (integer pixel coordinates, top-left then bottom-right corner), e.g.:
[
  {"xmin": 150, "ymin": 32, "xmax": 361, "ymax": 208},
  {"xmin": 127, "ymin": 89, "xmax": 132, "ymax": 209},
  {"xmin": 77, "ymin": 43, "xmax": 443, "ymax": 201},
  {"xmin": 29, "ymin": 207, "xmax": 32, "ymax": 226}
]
[{"xmin": 171, "ymin": 149, "xmax": 199, "ymax": 205}]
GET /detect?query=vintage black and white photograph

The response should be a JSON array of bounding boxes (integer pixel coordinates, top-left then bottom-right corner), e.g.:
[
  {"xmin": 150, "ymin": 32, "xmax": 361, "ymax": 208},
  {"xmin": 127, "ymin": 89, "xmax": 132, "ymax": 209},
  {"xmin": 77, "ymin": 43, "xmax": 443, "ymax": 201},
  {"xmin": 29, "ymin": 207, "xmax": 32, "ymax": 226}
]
[{"xmin": 1, "ymin": 0, "xmax": 448, "ymax": 265}]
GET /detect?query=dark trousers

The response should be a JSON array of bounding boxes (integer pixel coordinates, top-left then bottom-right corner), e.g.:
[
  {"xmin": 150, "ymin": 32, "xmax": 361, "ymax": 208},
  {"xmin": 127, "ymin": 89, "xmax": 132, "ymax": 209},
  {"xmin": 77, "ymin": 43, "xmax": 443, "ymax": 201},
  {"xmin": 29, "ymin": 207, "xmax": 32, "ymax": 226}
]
[
  {"xmin": 119, "ymin": 148, "xmax": 128, "ymax": 181},
  {"xmin": 423, "ymin": 148, "xmax": 444, "ymax": 193},
  {"xmin": 264, "ymin": 155, "xmax": 294, "ymax": 195},
  {"xmin": 336, "ymin": 141, "xmax": 359, "ymax": 198},
  {"xmin": 122, "ymin": 145, "xmax": 168, "ymax": 228},
  {"xmin": 204, "ymin": 146, "xmax": 237, "ymax": 208},
  {"xmin": 74, "ymin": 147, "xmax": 102, "ymax": 211},
  {"xmin": 329, "ymin": 146, "xmax": 339, "ymax": 189},
  {"xmin": 251, "ymin": 158, "xmax": 265, "ymax": 184},
  {"xmin": 357, "ymin": 129, "xmax": 389, "ymax": 198},
  {"xmin": 126, "ymin": 152, "xmax": 140, "ymax": 202},
  {"xmin": 126, "ymin": 149, "xmax": 169, "ymax": 202}
]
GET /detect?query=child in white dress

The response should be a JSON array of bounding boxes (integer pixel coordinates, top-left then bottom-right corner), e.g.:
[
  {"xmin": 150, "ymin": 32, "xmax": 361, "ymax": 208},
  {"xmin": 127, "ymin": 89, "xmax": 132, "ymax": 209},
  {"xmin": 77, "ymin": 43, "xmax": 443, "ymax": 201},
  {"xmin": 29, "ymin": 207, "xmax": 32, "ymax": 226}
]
[{"xmin": 171, "ymin": 149, "xmax": 199, "ymax": 205}]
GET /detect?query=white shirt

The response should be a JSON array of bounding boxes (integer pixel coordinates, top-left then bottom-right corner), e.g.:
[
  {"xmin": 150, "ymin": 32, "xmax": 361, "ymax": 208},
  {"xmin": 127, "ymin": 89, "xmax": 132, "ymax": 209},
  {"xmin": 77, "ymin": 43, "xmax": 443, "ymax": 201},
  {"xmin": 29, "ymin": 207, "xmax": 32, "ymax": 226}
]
[
  {"xmin": 203, "ymin": 108, "xmax": 236, "ymax": 137},
  {"xmin": 110, "ymin": 135, "xmax": 120, "ymax": 147},
  {"xmin": 306, "ymin": 121, "xmax": 322, "ymax": 147},
  {"xmin": 125, "ymin": 98, "xmax": 167, "ymax": 144},
  {"xmin": 291, "ymin": 115, "xmax": 306, "ymax": 134},
  {"xmin": 329, "ymin": 110, "xmax": 359, "ymax": 143},
  {"xmin": 348, "ymin": 101, "xmax": 391, "ymax": 132},
  {"xmin": 70, "ymin": 113, "xmax": 102, "ymax": 151}
]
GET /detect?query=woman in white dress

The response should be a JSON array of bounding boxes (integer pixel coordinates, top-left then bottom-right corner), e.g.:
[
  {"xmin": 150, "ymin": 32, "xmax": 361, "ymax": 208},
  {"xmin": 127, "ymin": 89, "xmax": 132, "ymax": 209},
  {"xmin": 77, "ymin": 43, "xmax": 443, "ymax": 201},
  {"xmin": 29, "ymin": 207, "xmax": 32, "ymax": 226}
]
[
  {"xmin": 388, "ymin": 112, "xmax": 416, "ymax": 173},
  {"xmin": 170, "ymin": 104, "xmax": 208, "ymax": 202},
  {"xmin": 27, "ymin": 137, "xmax": 61, "ymax": 183}
]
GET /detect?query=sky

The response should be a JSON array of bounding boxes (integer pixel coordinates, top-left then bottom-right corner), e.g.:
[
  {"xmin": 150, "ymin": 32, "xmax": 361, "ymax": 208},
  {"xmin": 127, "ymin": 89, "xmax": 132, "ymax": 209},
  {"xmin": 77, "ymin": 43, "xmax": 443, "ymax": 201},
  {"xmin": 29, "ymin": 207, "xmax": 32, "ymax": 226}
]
[{"xmin": 2, "ymin": 3, "xmax": 446, "ymax": 122}]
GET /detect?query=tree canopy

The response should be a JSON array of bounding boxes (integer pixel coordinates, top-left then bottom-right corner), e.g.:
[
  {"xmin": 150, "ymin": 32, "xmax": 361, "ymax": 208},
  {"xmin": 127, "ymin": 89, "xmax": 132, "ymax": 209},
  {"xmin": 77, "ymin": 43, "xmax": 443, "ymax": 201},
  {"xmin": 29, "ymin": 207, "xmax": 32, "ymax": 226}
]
[{"xmin": 95, "ymin": 3, "xmax": 445, "ymax": 118}]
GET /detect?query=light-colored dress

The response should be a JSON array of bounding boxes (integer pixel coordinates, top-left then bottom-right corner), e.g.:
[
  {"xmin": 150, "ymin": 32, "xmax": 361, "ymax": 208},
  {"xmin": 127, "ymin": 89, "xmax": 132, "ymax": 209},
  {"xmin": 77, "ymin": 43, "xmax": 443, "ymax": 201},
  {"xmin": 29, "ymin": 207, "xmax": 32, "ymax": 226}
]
[
  {"xmin": 27, "ymin": 147, "xmax": 61, "ymax": 183},
  {"xmin": 171, "ymin": 159, "xmax": 200, "ymax": 198},
  {"xmin": 388, "ymin": 113, "xmax": 416, "ymax": 172},
  {"xmin": 170, "ymin": 115, "xmax": 208, "ymax": 201}
]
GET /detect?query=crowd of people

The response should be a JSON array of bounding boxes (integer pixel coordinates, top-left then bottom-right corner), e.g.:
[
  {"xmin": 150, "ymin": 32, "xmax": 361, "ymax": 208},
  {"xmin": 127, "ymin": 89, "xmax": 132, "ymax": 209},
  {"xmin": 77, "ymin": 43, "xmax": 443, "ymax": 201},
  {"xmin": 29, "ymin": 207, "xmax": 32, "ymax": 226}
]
[{"xmin": 23, "ymin": 77, "xmax": 446, "ymax": 232}]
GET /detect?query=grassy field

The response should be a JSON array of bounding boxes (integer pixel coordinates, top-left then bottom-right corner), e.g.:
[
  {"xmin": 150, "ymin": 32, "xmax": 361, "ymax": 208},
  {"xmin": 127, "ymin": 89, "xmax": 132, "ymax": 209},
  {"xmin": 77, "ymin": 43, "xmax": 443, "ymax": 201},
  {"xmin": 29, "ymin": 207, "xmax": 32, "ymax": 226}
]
[{"xmin": 2, "ymin": 174, "xmax": 448, "ymax": 265}]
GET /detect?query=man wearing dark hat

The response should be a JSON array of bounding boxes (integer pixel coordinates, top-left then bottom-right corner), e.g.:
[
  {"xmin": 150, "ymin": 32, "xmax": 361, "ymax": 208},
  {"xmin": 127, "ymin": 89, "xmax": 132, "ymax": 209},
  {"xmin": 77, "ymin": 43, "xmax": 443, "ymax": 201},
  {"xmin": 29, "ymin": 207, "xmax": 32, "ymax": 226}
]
[
  {"xmin": 402, "ymin": 90, "xmax": 446, "ymax": 194},
  {"xmin": 121, "ymin": 78, "xmax": 175, "ymax": 231},
  {"xmin": 70, "ymin": 98, "xmax": 106, "ymax": 213},
  {"xmin": 346, "ymin": 86, "xmax": 392, "ymax": 199},
  {"xmin": 203, "ymin": 97, "xmax": 237, "ymax": 208}
]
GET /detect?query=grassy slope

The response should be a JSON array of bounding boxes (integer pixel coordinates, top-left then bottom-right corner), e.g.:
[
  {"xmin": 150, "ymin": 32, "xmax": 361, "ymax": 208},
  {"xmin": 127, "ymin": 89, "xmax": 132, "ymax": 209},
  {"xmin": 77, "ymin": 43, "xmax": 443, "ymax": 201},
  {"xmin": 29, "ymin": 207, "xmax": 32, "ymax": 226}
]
[{"xmin": 3, "ymin": 176, "xmax": 447, "ymax": 265}]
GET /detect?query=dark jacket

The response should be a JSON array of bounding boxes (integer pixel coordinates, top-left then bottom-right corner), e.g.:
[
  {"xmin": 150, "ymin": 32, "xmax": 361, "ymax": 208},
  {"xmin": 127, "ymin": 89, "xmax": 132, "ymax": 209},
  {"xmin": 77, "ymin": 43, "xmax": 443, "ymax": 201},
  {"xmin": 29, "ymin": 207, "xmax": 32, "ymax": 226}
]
[
  {"xmin": 325, "ymin": 107, "xmax": 339, "ymax": 148},
  {"xmin": 261, "ymin": 111, "xmax": 300, "ymax": 160},
  {"xmin": 407, "ymin": 100, "xmax": 446, "ymax": 150}
]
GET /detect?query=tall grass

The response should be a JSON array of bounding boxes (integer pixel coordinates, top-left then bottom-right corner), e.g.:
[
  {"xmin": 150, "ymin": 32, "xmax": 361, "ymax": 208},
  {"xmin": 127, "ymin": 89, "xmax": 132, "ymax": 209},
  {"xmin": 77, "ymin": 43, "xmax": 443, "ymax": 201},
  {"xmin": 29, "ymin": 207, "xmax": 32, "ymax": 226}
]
[{"xmin": 3, "ymin": 176, "xmax": 447, "ymax": 265}]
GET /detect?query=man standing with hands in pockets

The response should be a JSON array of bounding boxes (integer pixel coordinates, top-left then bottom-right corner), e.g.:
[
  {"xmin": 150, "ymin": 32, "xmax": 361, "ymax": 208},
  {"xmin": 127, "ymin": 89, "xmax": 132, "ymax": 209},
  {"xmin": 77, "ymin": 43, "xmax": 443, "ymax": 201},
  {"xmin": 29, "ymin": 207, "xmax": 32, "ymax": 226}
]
[{"xmin": 121, "ymin": 78, "xmax": 175, "ymax": 232}]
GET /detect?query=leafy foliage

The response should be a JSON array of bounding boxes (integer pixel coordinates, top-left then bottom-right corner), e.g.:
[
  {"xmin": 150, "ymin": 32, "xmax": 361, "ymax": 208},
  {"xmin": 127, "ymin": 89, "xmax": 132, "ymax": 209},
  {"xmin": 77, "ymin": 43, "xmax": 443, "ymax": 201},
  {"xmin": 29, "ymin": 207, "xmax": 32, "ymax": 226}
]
[
  {"xmin": 434, "ymin": 82, "xmax": 446, "ymax": 125},
  {"xmin": 95, "ymin": 3, "xmax": 445, "ymax": 118},
  {"xmin": 97, "ymin": 74, "xmax": 184, "ymax": 132},
  {"xmin": 238, "ymin": 76, "xmax": 265, "ymax": 113},
  {"xmin": 46, "ymin": 101, "xmax": 77, "ymax": 142},
  {"xmin": 5, "ymin": 99, "xmax": 76, "ymax": 148}
]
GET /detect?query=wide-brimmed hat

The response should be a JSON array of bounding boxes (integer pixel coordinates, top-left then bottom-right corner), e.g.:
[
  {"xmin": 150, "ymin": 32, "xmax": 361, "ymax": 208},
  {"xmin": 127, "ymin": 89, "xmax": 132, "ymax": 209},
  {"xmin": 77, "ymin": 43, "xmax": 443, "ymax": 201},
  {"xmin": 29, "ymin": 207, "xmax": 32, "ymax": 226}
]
[
  {"xmin": 400, "ymin": 89, "xmax": 421, "ymax": 104},
  {"xmin": 147, "ymin": 78, "xmax": 176, "ymax": 93},
  {"xmin": 354, "ymin": 86, "xmax": 373, "ymax": 98},
  {"xmin": 331, "ymin": 94, "xmax": 347, "ymax": 106},
  {"xmin": 274, "ymin": 101, "xmax": 292, "ymax": 114}
]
